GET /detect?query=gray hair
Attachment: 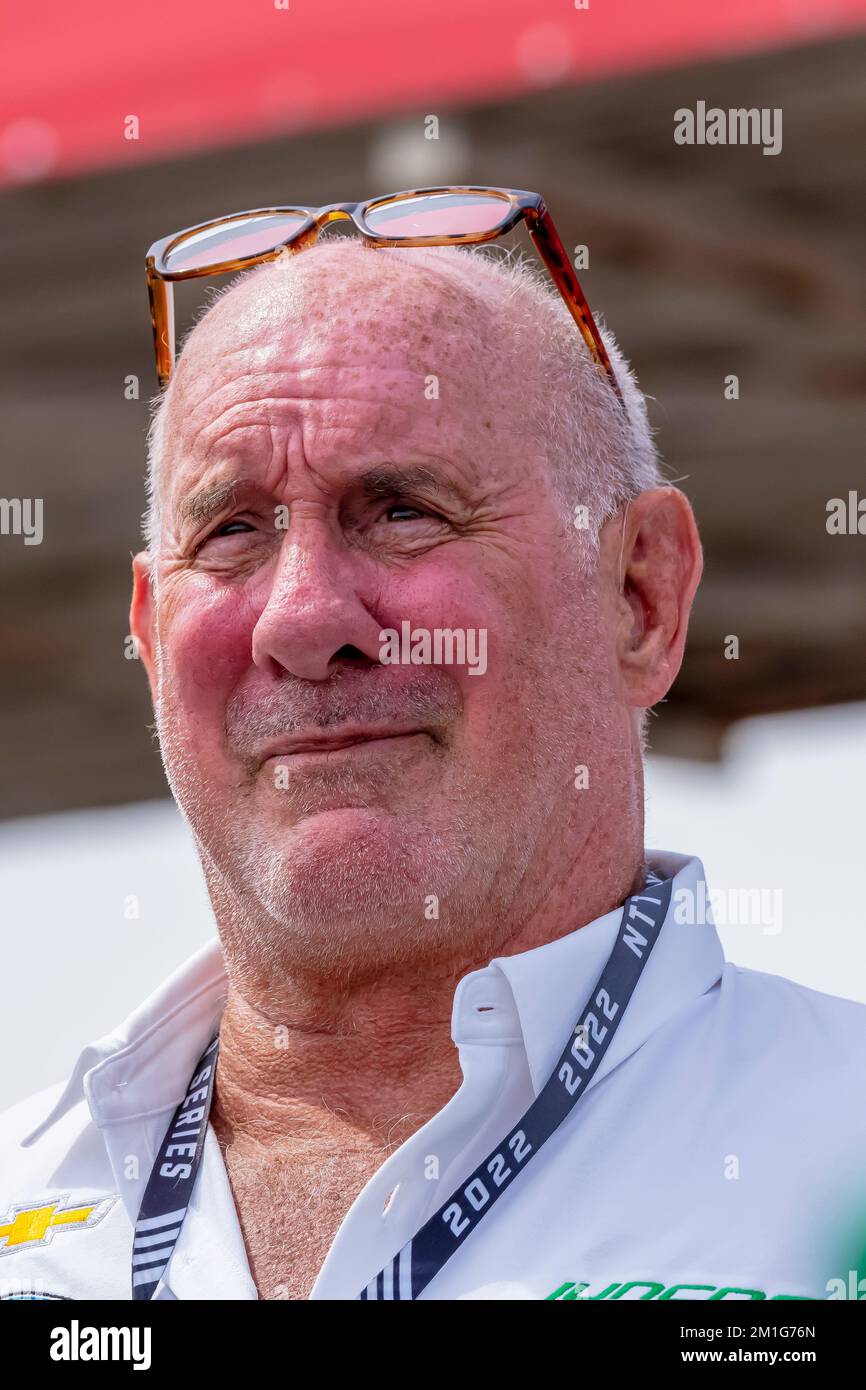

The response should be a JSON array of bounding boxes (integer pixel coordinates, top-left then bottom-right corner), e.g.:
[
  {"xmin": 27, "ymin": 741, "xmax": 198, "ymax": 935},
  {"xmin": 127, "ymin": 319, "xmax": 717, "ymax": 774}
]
[{"xmin": 143, "ymin": 243, "xmax": 663, "ymax": 567}]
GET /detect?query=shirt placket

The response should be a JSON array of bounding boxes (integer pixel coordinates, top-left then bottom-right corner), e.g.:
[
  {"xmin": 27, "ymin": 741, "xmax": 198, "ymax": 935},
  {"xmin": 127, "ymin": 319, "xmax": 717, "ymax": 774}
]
[
  {"xmin": 310, "ymin": 966, "xmax": 534, "ymax": 1300},
  {"xmin": 155, "ymin": 1125, "xmax": 258, "ymax": 1300}
]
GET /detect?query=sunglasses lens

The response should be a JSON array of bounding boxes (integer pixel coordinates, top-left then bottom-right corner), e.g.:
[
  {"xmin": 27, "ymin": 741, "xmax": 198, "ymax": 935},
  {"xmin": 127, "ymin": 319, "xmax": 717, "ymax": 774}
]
[
  {"xmin": 163, "ymin": 212, "xmax": 309, "ymax": 271},
  {"xmin": 365, "ymin": 191, "xmax": 510, "ymax": 238}
]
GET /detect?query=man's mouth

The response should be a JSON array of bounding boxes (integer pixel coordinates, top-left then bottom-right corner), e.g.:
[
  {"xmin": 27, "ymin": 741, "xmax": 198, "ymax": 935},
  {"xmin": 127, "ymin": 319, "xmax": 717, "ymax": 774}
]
[{"xmin": 257, "ymin": 726, "xmax": 430, "ymax": 765}]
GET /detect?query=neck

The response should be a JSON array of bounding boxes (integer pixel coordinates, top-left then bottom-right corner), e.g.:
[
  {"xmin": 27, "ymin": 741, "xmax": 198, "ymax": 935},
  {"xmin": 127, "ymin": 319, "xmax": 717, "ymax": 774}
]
[{"xmin": 208, "ymin": 830, "xmax": 645, "ymax": 1152}]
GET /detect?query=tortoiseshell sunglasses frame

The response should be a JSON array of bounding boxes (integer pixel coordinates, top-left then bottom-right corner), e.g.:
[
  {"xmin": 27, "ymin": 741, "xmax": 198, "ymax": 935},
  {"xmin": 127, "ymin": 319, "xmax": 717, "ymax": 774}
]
[{"xmin": 145, "ymin": 185, "xmax": 622, "ymax": 402}]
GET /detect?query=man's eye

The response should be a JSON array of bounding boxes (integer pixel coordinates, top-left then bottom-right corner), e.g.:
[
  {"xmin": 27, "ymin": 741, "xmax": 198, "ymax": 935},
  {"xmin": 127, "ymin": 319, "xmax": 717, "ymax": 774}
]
[
  {"xmin": 385, "ymin": 505, "xmax": 430, "ymax": 522},
  {"xmin": 210, "ymin": 519, "xmax": 256, "ymax": 539}
]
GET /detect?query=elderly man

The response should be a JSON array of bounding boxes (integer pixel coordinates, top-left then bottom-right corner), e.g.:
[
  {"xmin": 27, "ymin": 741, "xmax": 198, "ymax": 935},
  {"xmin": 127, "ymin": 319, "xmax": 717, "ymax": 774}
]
[{"xmin": 2, "ymin": 191, "xmax": 865, "ymax": 1303}]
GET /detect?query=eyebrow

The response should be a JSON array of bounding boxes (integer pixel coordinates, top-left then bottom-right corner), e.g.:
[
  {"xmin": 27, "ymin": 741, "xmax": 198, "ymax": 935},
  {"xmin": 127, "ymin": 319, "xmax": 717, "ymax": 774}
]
[
  {"xmin": 177, "ymin": 477, "xmax": 244, "ymax": 531},
  {"xmin": 358, "ymin": 464, "xmax": 444, "ymax": 498},
  {"xmin": 175, "ymin": 462, "xmax": 453, "ymax": 533}
]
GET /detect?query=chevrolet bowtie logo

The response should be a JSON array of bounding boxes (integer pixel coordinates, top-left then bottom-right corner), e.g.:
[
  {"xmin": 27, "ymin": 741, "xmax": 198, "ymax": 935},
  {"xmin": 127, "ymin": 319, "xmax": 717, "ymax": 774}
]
[{"xmin": 0, "ymin": 1195, "xmax": 116, "ymax": 1255}]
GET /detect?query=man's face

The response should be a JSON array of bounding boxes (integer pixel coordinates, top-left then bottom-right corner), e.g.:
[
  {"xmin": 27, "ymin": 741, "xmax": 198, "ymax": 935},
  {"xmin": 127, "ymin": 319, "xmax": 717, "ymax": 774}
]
[{"xmin": 134, "ymin": 248, "xmax": 629, "ymax": 973}]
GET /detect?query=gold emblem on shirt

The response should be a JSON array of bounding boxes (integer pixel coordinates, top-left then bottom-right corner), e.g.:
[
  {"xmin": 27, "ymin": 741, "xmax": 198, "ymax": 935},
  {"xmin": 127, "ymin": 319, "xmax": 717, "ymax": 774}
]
[{"xmin": 0, "ymin": 1195, "xmax": 116, "ymax": 1254}]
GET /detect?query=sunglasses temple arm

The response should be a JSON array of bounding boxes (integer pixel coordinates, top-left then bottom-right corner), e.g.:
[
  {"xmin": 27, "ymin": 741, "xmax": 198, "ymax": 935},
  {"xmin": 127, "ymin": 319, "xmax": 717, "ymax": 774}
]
[
  {"xmin": 147, "ymin": 267, "xmax": 175, "ymax": 390},
  {"xmin": 527, "ymin": 210, "xmax": 623, "ymax": 403}
]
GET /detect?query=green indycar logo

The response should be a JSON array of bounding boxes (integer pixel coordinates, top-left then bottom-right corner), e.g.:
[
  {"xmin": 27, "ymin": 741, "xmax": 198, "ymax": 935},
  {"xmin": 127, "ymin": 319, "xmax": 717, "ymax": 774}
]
[{"xmin": 546, "ymin": 1280, "xmax": 811, "ymax": 1301}]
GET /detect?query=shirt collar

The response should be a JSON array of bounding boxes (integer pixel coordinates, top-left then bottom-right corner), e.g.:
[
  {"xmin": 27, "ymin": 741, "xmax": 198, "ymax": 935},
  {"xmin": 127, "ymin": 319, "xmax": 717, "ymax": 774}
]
[
  {"xmin": 451, "ymin": 850, "xmax": 724, "ymax": 1097},
  {"xmin": 22, "ymin": 849, "xmax": 723, "ymax": 1145},
  {"xmin": 20, "ymin": 936, "xmax": 227, "ymax": 1147}
]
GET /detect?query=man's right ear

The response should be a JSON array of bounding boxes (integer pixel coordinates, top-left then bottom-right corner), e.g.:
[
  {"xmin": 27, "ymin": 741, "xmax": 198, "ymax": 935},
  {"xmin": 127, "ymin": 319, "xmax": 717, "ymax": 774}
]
[{"xmin": 130, "ymin": 551, "xmax": 157, "ymax": 692}]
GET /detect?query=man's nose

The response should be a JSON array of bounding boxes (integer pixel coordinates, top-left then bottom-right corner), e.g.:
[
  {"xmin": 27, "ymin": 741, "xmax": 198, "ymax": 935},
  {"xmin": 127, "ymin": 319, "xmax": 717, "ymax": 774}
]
[{"xmin": 251, "ymin": 526, "xmax": 384, "ymax": 681}]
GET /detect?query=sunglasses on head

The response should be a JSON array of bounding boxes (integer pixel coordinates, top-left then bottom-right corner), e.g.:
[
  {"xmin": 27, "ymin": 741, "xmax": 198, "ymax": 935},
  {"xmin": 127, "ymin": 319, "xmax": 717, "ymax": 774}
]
[{"xmin": 145, "ymin": 185, "xmax": 622, "ymax": 403}]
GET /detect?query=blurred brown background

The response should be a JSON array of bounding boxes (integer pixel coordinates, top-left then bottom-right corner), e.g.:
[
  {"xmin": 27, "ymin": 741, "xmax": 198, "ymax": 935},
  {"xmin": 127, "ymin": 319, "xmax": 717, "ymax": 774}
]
[{"xmin": 1, "ymin": 29, "xmax": 865, "ymax": 818}]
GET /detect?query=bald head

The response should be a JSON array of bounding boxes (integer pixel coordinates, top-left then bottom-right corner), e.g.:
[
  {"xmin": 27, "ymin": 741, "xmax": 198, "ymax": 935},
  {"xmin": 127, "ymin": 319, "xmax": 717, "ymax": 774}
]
[{"xmin": 144, "ymin": 240, "xmax": 660, "ymax": 562}]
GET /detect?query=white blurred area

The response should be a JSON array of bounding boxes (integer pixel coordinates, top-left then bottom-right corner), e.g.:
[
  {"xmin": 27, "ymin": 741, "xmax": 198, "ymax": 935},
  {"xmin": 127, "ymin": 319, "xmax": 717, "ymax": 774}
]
[{"xmin": 1, "ymin": 700, "xmax": 864, "ymax": 1111}]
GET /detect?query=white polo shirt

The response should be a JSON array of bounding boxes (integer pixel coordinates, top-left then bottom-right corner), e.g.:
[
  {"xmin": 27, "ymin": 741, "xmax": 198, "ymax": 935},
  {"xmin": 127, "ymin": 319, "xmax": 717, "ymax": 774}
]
[{"xmin": 2, "ymin": 849, "xmax": 865, "ymax": 1302}]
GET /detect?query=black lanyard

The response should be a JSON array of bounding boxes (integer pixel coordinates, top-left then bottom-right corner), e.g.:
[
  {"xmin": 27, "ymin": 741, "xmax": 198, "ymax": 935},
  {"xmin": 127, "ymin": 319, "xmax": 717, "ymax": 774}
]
[
  {"xmin": 131, "ymin": 1035, "xmax": 219, "ymax": 1299},
  {"xmin": 132, "ymin": 872, "xmax": 671, "ymax": 1300}
]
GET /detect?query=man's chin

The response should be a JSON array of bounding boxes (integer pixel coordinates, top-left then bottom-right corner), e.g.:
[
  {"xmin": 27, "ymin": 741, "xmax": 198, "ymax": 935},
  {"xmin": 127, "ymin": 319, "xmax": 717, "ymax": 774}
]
[
  {"xmin": 206, "ymin": 797, "xmax": 493, "ymax": 973},
  {"xmin": 282, "ymin": 802, "xmax": 399, "ymax": 840},
  {"xmin": 241, "ymin": 804, "xmax": 443, "ymax": 917}
]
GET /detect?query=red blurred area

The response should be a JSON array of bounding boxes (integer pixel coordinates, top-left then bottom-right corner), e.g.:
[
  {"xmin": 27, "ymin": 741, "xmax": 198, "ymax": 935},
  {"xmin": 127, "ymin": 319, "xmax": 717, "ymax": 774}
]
[{"xmin": 2, "ymin": 0, "xmax": 865, "ymax": 185}]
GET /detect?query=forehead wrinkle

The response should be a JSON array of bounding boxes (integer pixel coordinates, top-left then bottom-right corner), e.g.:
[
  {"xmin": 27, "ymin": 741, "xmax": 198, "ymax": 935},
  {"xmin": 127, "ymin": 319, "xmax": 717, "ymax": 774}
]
[
  {"xmin": 183, "ymin": 364, "xmax": 493, "ymax": 464},
  {"xmin": 177, "ymin": 390, "xmax": 422, "ymax": 494},
  {"xmin": 173, "ymin": 359, "xmax": 449, "ymax": 466},
  {"xmin": 172, "ymin": 422, "xmax": 485, "ymax": 528},
  {"xmin": 192, "ymin": 403, "xmax": 286, "ymax": 466}
]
